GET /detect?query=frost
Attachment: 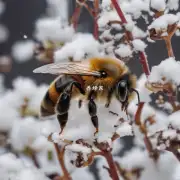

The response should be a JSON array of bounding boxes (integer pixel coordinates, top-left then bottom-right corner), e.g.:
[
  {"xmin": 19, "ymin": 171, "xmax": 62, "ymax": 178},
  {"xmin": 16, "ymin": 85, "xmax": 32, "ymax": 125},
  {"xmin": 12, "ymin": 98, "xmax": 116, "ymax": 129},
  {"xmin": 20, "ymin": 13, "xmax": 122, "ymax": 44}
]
[{"xmin": 12, "ymin": 40, "xmax": 35, "ymax": 62}]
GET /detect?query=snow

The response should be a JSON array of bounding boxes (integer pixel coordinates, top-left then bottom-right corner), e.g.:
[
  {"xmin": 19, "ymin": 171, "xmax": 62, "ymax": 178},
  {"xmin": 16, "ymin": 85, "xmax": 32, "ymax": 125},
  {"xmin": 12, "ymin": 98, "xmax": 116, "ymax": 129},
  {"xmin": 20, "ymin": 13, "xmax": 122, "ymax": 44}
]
[
  {"xmin": 148, "ymin": 57, "xmax": 180, "ymax": 85},
  {"xmin": 148, "ymin": 14, "xmax": 179, "ymax": 31},
  {"xmin": 168, "ymin": 111, "xmax": 180, "ymax": 129},
  {"xmin": 0, "ymin": 153, "xmax": 24, "ymax": 171},
  {"xmin": 98, "ymin": 11, "xmax": 120, "ymax": 28},
  {"xmin": 12, "ymin": 40, "xmax": 35, "ymax": 62},
  {"xmin": 34, "ymin": 17, "xmax": 74, "ymax": 42},
  {"xmin": 120, "ymin": 0, "xmax": 150, "ymax": 19},
  {"xmin": 162, "ymin": 129, "xmax": 177, "ymax": 139},
  {"xmin": 167, "ymin": 0, "xmax": 179, "ymax": 10},
  {"xmin": 46, "ymin": 0, "xmax": 68, "ymax": 19},
  {"xmin": 71, "ymin": 168, "xmax": 95, "ymax": 180},
  {"xmin": 150, "ymin": 0, "xmax": 166, "ymax": 11},
  {"xmin": 10, "ymin": 117, "xmax": 58, "ymax": 151},
  {"xmin": 115, "ymin": 44, "xmax": 132, "ymax": 58},
  {"xmin": 2, "ymin": 0, "xmax": 180, "ymax": 179},
  {"xmin": 173, "ymin": 165, "xmax": 180, "ymax": 180},
  {"xmin": 54, "ymin": 33, "xmax": 101, "ymax": 62},
  {"xmin": 125, "ymin": 22, "xmax": 134, "ymax": 32},
  {"xmin": 132, "ymin": 26, "xmax": 147, "ymax": 39},
  {"xmin": 14, "ymin": 168, "xmax": 50, "ymax": 180},
  {"xmin": 66, "ymin": 144, "xmax": 92, "ymax": 154},
  {"xmin": 132, "ymin": 39, "xmax": 147, "ymax": 51},
  {"xmin": 116, "ymin": 122, "xmax": 133, "ymax": 137}
]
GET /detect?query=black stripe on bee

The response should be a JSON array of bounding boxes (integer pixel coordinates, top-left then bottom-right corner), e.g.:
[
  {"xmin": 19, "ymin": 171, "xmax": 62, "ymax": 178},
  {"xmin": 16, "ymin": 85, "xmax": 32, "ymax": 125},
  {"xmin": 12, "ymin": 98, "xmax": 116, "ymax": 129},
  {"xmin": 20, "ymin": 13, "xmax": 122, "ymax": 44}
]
[
  {"xmin": 55, "ymin": 76, "xmax": 73, "ymax": 93},
  {"xmin": 44, "ymin": 91, "xmax": 55, "ymax": 106},
  {"xmin": 40, "ymin": 105, "xmax": 54, "ymax": 117}
]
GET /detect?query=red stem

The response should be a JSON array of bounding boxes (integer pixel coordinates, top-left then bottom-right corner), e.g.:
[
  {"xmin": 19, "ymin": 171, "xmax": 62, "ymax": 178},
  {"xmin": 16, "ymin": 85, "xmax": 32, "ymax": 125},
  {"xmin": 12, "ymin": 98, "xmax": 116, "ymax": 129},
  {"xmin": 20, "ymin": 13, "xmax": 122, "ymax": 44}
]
[
  {"xmin": 71, "ymin": 5, "xmax": 82, "ymax": 30},
  {"xmin": 111, "ymin": 0, "xmax": 150, "ymax": 76},
  {"xmin": 111, "ymin": 0, "xmax": 127, "ymax": 23},
  {"xmin": 93, "ymin": 0, "xmax": 99, "ymax": 39},
  {"xmin": 103, "ymin": 151, "xmax": 119, "ymax": 180}
]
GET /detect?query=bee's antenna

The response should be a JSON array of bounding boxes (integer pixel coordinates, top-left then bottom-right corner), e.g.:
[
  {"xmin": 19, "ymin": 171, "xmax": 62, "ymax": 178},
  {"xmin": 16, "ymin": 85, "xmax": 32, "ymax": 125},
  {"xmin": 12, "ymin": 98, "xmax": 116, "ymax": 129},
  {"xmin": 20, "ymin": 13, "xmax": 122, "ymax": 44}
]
[{"xmin": 131, "ymin": 88, "xmax": 140, "ymax": 105}]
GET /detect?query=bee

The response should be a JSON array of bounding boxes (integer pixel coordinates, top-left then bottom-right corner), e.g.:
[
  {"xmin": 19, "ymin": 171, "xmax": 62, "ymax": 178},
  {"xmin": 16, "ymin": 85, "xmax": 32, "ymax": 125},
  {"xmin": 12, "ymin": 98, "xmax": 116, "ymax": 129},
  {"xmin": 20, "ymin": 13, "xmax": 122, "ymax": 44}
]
[{"xmin": 33, "ymin": 57, "xmax": 139, "ymax": 135}]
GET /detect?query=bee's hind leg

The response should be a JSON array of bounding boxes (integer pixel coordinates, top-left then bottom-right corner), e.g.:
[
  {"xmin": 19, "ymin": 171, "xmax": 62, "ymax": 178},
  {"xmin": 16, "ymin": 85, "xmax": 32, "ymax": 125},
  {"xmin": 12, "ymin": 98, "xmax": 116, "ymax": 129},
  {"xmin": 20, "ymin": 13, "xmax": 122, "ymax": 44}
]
[
  {"xmin": 88, "ymin": 92, "xmax": 99, "ymax": 136},
  {"xmin": 56, "ymin": 81, "xmax": 85, "ymax": 135}
]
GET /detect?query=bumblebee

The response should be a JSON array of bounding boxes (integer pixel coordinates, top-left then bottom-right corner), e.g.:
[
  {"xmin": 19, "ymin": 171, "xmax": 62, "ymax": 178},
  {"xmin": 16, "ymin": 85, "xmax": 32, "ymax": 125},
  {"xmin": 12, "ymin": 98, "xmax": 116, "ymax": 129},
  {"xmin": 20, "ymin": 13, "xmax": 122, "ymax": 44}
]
[{"xmin": 33, "ymin": 57, "xmax": 139, "ymax": 134}]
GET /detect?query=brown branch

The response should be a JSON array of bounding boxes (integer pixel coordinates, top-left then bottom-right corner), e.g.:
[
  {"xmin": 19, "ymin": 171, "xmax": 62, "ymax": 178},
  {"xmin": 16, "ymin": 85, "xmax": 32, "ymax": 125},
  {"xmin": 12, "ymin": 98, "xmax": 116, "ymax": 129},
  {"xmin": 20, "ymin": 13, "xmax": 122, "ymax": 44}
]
[
  {"xmin": 164, "ymin": 36, "xmax": 174, "ymax": 57},
  {"xmin": 110, "ymin": 0, "xmax": 150, "ymax": 76},
  {"xmin": 95, "ymin": 141, "xmax": 119, "ymax": 180},
  {"xmin": 135, "ymin": 103, "xmax": 159, "ymax": 161},
  {"xmin": 54, "ymin": 143, "xmax": 71, "ymax": 180},
  {"xmin": 102, "ymin": 151, "xmax": 119, "ymax": 180}
]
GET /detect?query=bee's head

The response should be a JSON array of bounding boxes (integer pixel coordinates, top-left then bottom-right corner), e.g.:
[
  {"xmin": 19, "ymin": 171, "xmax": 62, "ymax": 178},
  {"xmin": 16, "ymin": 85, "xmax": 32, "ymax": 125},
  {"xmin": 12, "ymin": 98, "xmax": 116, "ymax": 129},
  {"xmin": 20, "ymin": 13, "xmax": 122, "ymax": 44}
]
[{"xmin": 115, "ymin": 73, "xmax": 140, "ymax": 104}]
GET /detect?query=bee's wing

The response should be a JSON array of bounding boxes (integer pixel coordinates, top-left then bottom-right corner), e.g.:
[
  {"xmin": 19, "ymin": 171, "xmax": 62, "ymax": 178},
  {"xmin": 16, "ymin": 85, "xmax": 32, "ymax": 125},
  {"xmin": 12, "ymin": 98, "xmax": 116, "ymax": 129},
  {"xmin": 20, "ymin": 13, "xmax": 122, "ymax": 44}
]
[{"xmin": 33, "ymin": 61, "xmax": 101, "ymax": 77}]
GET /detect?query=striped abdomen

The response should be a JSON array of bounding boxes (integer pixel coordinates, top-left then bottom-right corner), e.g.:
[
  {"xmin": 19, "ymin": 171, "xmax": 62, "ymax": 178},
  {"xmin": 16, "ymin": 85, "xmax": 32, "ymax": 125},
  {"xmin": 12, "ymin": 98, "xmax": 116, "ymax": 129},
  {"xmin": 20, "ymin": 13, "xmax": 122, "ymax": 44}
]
[{"xmin": 40, "ymin": 75, "xmax": 74, "ymax": 117}]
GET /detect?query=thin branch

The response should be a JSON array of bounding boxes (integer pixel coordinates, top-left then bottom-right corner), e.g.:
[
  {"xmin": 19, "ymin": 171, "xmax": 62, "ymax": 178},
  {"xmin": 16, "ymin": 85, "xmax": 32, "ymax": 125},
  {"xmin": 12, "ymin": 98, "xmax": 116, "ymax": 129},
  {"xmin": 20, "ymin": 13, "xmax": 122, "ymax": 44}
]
[
  {"xmin": 111, "ymin": 0, "xmax": 150, "ymax": 76},
  {"xmin": 70, "ymin": 5, "xmax": 82, "ymax": 30},
  {"xmin": 93, "ymin": 0, "xmax": 99, "ymax": 39},
  {"xmin": 102, "ymin": 151, "xmax": 119, "ymax": 180},
  {"xmin": 164, "ymin": 36, "xmax": 174, "ymax": 57},
  {"xmin": 54, "ymin": 143, "xmax": 71, "ymax": 180},
  {"xmin": 135, "ymin": 103, "xmax": 159, "ymax": 161}
]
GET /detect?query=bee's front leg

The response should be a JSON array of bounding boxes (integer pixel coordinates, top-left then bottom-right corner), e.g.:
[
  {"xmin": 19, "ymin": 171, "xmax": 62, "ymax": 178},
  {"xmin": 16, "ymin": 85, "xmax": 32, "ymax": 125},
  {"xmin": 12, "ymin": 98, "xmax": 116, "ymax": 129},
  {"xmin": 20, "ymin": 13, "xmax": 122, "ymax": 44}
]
[
  {"xmin": 56, "ymin": 81, "xmax": 85, "ymax": 135},
  {"xmin": 88, "ymin": 95, "xmax": 99, "ymax": 136}
]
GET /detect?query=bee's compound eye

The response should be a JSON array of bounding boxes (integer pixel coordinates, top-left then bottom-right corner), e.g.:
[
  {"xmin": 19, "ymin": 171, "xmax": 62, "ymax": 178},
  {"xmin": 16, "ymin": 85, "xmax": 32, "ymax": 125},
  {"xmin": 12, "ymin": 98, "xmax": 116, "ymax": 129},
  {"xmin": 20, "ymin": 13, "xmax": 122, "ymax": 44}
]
[
  {"xmin": 116, "ymin": 80, "xmax": 128, "ymax": 102},
  {"xmin": 100, "ymin": 71, "xmax": 107, "ymax": 78}
]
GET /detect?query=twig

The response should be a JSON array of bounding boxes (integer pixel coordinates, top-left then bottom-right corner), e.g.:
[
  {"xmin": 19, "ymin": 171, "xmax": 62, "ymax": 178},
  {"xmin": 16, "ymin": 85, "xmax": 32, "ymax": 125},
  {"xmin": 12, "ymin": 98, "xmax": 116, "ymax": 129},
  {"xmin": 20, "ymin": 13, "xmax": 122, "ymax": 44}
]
[
  {"xmin": 95, "ymin": 141, "xmax": 119, "ymax": 180},
  {"xmin": 70, "ymin": 5, "xmax": 82, "ymax": 30},
  {"xmin": 54, "ymin": 143, "xmax": 71, "ymax": 180},
  {"xmin": 135, "ymin": 103, "xmax": 159, "ymax": 161},
  {"xmin": 93, "ymin": 0, "xmax": 99, "ymax": 39},
  {"xmin": 102, "ymin": 151, "xmax": 119, "ymax": 180},
  {"xmin": 164, "ymin": 36, "xmax": 174, "ymax": 57},
  {"xmin": 110, "ymin": 0, "xmax": 150, "ymax": 77}
]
